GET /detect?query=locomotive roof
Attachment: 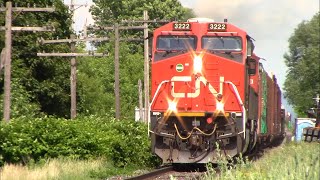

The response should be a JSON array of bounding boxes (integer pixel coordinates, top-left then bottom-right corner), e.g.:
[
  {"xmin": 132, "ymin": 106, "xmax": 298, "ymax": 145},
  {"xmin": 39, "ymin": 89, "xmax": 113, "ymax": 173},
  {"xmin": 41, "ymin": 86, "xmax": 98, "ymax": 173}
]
[
  {"xmin": 187, "ymin": 17, "xmax": 215, "ymax": 23},
  {"xmin": 155, "ymin": 19, "xmax": 247, "ymax": 35}
]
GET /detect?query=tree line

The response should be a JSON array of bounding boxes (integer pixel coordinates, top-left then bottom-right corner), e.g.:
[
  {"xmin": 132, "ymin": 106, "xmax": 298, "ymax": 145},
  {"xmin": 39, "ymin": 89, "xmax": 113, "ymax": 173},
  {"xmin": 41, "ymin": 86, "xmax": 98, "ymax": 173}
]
[
  {"xmin": 0, "ymin": 0, "xmax": 194, "ymax": 119},
  {"xmin": 284, "ymin": 12, "xmax": 320, "ymax": 116},
  {"xmin": 0, "ymin": 0, "xmax": 318, "ymax": 119}
]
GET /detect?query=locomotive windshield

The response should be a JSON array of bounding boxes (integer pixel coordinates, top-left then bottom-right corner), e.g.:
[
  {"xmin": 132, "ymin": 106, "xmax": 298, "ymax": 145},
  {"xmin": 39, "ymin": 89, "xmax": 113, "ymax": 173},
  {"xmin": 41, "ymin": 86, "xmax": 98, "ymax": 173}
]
[
  {"xmin": 156, "ymin": 35, "xmax": 196, "ymax": 51},
  {"xmin": 202, "ymin": 36, "xmax": 242, "ymax": 51}
]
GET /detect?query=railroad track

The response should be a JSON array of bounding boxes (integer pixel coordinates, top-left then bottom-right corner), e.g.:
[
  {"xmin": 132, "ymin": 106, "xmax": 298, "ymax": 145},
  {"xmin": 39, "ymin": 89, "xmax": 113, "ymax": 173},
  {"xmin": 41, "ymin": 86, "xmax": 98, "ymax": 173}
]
[
  {"xmin": 124, "ymin": 145, "xmax": 280, "ymax": 180},
  {"xmin": 126, "ymin": 166, "xmax": 173, "ymax": 180},
  {"xmin": 126, "ymin": 164, "xmax": 207, "ymax": 180}
]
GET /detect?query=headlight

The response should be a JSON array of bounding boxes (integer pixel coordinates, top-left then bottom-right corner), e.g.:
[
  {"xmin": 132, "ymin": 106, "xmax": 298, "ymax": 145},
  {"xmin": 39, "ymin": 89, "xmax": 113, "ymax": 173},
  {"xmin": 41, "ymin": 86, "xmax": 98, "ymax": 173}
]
[
  {"xmin": 168, "ymin": 101, "xmax": 177, "ymax": 112},
  {"xmin": 193, "ymin": 56, "xmax": 202, "ymax": 74},
  {"xmin": 216, "ymin": 101, "xmax": 224, "ymax": 112}
]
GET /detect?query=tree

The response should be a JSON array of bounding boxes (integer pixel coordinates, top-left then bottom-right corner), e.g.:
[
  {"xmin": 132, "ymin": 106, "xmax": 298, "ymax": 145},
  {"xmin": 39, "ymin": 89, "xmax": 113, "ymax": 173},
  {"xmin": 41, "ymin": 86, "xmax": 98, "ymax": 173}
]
[
  {"xmin": 76, "ymin": 0, "xmax": 192, "ymax": 118},
  {"xmin": 0, "ymin": 0, "xmax": 73, "ymax": 118},
  {"xmin": 91, "ymin": 0, "xmax": 191, "ymax": 25},
  {"xmin": 284, "ymin": 12, "xmax": 320, "ymax": 116},
  {"xmin": 182, "ymin": 7, "xmax": 196, "ymax": 21},
  {"xmin": 77, "ymin": 43, "xmax": 144, "ymax": 118}
]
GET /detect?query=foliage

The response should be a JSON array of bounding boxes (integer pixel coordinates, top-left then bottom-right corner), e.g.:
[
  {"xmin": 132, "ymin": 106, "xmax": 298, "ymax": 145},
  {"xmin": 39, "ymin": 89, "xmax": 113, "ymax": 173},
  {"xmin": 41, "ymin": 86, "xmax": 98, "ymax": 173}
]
[
  {"xmin": 182, "ymin": 7, "xmax": 196, "ymax": 21},
  {"xmin": 0, "ymin": 116, "xmax": 159, "ymax": 168},
  {"xmin": 91, "ymin": 0, "xmax": 192, "ymax": 25},
  {"xmin": 203, "ymin": 142, "xmax": 320, "ymax": 180},
  {"xmin": 77, "ymin": 0, "xmax": 193, "ymax": 118},
  {"xmin": 0, "ymin": 0, "xmax": 195, "ymax": 119},
  {"xmin": 0, "ymin": 78, "xmax": 41, "ymax": 118},
  {"xmin": 77, "ymin": 43, "xmax": 144, "ymax": 117},
  {"xmin": 0, "ymin": 0, "xmax": 73, "ymax": 118},
  {"xmin": 283, "ymin": 12, "xmax": 320, "ymax": 116}
]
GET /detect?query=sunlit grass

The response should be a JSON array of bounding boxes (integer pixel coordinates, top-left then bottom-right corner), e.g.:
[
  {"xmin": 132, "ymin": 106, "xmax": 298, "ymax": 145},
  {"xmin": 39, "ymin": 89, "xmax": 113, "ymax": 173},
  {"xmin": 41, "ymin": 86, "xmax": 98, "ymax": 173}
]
[
  {"xmin": 0, "ymin": 158, "xmax": 104, "ymax": 180},
  {"xmin": 3, "ymin": 142, "xmax": 317, "ymax": 180},
  {"xmin": 204, "ymin": 142, "xmax": 320, "ymax": 180},
  {"xmin": 0, "ymin": 158, "xmax": 151, "ymax": 180}
]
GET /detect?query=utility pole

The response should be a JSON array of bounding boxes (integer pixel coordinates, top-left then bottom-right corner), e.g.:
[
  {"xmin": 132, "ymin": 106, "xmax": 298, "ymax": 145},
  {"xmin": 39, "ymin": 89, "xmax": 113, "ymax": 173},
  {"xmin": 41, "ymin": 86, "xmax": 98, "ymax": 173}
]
[
  {"xmin": 114, "ymin": 23, "xmax": 120, "ymax": 119},
  {"xmin": 143, "ymin": 10, "xmax": 149, "ymax": 124},
  {"xmin": 70, "ymin": 0, "xmax": 77, "ymax": 119},
  {"xmin": 88, "ymin": 23, "xmax": 146, "ymax": 120},
  {"xmin": 39, "ymin": 10, "xmax": 167, "ymax": 120},
  {"xmin": 67, "ymin": 0, "xmax": 93, "ymax": 118},
  {"xmin": 122, "ymin": 11, "xmax": 168, "ymax": 123},
  {"xmin": 37, "ymin": 36, "xmax": 109, "ymax": 119},
  {"xmin": 0, "ymin": 1, "xmax": 55, "ymax": 121},
  {"xmin": 70, "ymin": 34, "xmax": 77, "ymax": 118},
  {"xmin": 3, "ymin": 2, "xmax": 12, "ymax": 122},
  {"xmin": 37, "ymin": 0, "xmax": 105, "ymax": 119},
  {"xmin": 138, "ymin": 79, "xmax": 143, "ymax": 121}
]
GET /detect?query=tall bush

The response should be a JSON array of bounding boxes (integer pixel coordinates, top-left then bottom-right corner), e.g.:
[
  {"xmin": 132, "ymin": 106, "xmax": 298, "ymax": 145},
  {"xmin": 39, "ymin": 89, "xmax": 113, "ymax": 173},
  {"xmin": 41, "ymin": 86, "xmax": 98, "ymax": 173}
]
[{"xmin": 0, "ymin": 116, "xmax": 159, "ymax": 167}]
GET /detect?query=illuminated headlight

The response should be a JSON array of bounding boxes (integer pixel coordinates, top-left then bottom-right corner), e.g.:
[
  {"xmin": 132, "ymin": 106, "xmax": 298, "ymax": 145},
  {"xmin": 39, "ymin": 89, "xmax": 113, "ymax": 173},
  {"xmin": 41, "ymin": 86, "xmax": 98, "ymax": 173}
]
[
  {"xmin": 193, "ymin": 56, "xmax": 202, "ymax": 74},
  {"xmin": 168, "ymin": 101, "xmax": 177, "ymax": 112},
  {"xmin": 216, "ymin": 101, "xmax": 224, "ymax": 111}
]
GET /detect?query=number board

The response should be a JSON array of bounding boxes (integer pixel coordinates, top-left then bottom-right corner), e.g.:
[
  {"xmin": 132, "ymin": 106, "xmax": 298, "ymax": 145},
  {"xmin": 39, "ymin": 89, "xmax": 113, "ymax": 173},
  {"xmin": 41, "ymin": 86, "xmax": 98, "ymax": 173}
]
[
  {"xmin": 173, "ymin": 23, "xmax": 191, "ymax": 31},
  {"xmin": 208, "ymin": 23, "xmax": 227, "ymax": 31}
]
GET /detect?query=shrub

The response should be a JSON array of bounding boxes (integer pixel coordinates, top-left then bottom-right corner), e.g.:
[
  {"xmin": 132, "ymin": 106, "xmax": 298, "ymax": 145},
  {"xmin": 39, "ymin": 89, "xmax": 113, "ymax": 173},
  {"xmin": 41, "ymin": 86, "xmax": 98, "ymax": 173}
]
[{"xmin": 0, "ymin": 116, "xmax": 160, "ymax": 168}]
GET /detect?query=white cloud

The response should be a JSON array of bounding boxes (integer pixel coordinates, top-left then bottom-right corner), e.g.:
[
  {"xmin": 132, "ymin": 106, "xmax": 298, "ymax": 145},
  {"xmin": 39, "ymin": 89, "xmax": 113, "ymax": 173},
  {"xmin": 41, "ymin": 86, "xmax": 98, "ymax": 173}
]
[
  {"xmin": 191, "ymin": 0, "xmax": 319, "ymax": 89},
  {"xmin": 65, "ymin": 0, "xmax": 319, "ymax": 89}
]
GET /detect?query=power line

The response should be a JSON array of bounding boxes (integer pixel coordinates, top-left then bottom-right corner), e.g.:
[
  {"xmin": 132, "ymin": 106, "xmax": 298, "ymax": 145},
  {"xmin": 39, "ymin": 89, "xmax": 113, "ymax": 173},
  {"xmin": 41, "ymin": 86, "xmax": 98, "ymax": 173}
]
[{"xmin": 38, "ymin": 10, "xmax": 168, "ymax": 121}]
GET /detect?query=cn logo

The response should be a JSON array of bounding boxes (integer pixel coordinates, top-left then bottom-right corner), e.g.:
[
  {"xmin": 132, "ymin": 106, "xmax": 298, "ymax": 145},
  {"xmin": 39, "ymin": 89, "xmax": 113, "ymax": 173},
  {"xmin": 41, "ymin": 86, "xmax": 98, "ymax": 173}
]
[{"xmin": 170, "ymin": 76, "xmax": 224, "ymax": 98}]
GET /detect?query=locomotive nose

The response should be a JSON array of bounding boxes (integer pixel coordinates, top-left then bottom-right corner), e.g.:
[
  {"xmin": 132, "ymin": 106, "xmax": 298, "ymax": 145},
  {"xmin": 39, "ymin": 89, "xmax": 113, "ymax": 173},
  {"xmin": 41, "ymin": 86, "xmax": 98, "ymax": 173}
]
[{"xmin": 193, "ymin": 56, "xmax": 203, "ymax": 74}]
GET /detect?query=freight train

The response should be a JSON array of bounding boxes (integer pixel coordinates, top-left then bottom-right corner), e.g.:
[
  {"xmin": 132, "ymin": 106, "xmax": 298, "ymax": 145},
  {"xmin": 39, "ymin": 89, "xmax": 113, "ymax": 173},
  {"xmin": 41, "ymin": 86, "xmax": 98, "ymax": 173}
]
[{"xmin": 149, "ymin": 18, "xmax": 285, "ymax": 163}]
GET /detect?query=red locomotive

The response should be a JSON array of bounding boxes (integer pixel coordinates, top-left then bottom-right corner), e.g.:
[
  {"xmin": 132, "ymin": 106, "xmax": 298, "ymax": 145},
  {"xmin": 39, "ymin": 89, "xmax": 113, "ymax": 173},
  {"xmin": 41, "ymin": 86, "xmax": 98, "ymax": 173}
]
[{"xmin": 149, "ymin": 18, "xmax": 285, "ymax": 163}]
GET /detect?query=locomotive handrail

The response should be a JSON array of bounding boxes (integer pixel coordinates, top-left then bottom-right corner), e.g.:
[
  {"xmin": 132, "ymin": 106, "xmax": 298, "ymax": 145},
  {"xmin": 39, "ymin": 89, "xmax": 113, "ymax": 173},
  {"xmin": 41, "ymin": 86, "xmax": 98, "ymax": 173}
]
[
  {"xmin": 148, "ymin": 80, "xmax": 170, "ymax": 136},
  {"xmin": 174, "ymin": 123, "xmax": 217, "ymax": 140},
  {"xmin": 225, "ymin": 81, "xmax": 247, "ymax": 138},
  {"xmin": 160, "ymin": 31, "xmax": 194, "ymax": 35},
  {"xmin": 206, "ymin": 32, "xmax": 238, "ymax": 35}
]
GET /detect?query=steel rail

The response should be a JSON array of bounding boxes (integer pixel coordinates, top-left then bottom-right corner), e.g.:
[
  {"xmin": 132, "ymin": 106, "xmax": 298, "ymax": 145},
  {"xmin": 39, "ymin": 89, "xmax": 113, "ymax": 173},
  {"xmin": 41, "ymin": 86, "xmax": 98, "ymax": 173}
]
[{"xmin": 126, "ymin": 166, "xmax": 173, "ymax": 180}]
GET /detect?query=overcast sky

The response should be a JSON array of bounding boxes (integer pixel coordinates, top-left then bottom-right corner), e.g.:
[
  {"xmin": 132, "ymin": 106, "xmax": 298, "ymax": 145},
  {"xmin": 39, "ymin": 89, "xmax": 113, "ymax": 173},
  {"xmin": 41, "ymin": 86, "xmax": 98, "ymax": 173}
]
[
  {"xmin": 65, "ymin": 0, "xmax": 319, "ymax": 90},
  {"xmin": 181, "ymin": 0, "xmax": 319, "ymax": 90}
]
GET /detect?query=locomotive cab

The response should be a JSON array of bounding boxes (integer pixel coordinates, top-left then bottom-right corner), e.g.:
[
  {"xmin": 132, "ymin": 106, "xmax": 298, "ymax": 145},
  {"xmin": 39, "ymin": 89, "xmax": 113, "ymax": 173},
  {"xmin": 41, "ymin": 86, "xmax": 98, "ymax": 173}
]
[{"xmin": 149, "ymin": 18, "xmax": 278, "ymax": 164}]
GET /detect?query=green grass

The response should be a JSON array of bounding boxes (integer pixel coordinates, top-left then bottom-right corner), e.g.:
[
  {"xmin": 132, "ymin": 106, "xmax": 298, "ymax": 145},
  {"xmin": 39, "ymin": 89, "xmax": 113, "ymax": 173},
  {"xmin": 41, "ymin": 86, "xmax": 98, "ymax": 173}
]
[
  {"xmin": 203, "ymin": 142, "xmax": 320, "ymax": 180},
  {"xmin": 2, "ymin": 142, "xmax": 318, "ymax": 180}
]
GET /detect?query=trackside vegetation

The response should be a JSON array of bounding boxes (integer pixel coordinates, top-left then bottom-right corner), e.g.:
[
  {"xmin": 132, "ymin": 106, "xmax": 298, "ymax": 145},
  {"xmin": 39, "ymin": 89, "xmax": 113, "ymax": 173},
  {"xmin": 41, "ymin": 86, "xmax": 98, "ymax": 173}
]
[
  {"xmin": 203, "ymin": 142, "xmax": 320, "ymax": 180},
  {"xmin": 1, "ymin": 139, "xmax": 318, "ymax": 179},
  {"xmin": 0, "ymin": 116, "xmax": 160, "ymax": 169}
]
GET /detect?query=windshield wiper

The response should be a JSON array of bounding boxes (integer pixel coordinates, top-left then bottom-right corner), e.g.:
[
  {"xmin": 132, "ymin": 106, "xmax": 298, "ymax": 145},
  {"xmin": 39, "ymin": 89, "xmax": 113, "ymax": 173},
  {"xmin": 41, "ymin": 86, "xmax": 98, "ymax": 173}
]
[
  {"xmin": 224, "ymin": 52, "xmax": 234, "ymax": 58},
  {"xmin": 206, "ymin": 50, "xmax": 242, "ymax": 59},
  {"xmin": 206, "ymin": 49, "xmax": 216, "ymax": 54},
  {"xmin": 162, "ymin": 49, "xmax": 186, "ymax": 57}
]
